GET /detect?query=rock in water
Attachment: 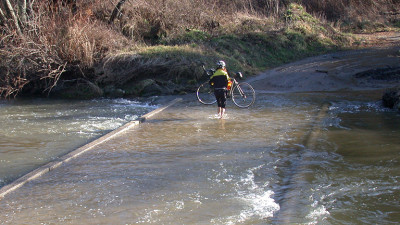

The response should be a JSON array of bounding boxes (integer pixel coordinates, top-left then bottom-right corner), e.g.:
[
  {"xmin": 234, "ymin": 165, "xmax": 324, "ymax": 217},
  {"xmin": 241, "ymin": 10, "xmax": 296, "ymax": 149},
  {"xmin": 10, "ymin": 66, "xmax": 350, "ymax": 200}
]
[{"xmin": 382, "ymin": 88, "xmax": 400, "ymax": 111}]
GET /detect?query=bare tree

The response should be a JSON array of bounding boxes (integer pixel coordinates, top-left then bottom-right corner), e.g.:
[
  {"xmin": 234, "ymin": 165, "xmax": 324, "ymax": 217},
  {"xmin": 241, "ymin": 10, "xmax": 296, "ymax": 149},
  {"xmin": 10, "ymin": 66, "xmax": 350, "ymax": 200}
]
[
  {"xmin": 4, "ymin": 0, "xmax": 23, "ymax": 36},
  {"xmin": 109, "ymin": 0, "xmax": 128, "ymax": 24},
  {"xmin": 0, "ymin": 7, "xmax": 7, "ymax": 25},
  {"xmin": 0, "ymin": 0, "xmax": 69, "ymax": 98},
  {"xmin": 1, "ymin": 0, "xmax": 33, "ymax": 35},
  {"xmin": 18, "ymin": 0, "xmax": 28, "ymax": 25}
]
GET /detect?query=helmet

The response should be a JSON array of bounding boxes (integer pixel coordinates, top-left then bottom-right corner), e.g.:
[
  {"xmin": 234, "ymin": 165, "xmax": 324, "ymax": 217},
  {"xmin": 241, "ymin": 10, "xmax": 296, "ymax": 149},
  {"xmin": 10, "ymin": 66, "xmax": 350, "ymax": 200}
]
[{"xmin": 216, "ymin": 60, "xmax": 226, "ymax": 68}]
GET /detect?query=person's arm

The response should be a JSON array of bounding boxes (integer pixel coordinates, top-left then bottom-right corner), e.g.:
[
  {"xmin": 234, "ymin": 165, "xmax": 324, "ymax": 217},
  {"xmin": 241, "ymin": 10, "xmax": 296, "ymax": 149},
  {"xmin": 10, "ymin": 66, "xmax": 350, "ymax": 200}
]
[{"xmin": 226, "ymin": 69, "xmax": 231, "ymax": 80}]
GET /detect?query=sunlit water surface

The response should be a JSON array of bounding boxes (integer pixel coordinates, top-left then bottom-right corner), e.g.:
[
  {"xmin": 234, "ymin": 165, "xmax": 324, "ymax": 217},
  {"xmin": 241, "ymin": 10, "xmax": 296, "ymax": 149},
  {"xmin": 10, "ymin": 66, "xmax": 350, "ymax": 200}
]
[
  {"xmin": 0, "ymin": 92, "xmax": 399, "ymax": 224},
  {"xmin": 0, "ymin": 98, "xmax": 156, "ymax": 188}
]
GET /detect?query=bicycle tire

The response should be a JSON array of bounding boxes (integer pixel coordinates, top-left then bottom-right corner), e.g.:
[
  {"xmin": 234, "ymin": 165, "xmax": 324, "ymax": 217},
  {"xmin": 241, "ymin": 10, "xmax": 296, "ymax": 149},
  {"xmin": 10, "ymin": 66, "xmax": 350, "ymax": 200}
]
[
  {"xmin": 197, "ymin": 81, "xmax": 217, "ymax": 105},
  {"xmin": 232, "ymin": 82, "xmax": 255, "ymax": 108}
]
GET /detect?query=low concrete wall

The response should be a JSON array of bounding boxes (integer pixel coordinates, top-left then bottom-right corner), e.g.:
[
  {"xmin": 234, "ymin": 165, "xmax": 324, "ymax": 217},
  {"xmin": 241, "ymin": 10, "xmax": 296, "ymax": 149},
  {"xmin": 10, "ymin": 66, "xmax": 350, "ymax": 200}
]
[
  {"xmin": 0, "ymin": 98, "xmax": 182, "ymax": 200},
  {"xmin": 272, "ymin": 103, "xmax": 330, "ymax": 223}
]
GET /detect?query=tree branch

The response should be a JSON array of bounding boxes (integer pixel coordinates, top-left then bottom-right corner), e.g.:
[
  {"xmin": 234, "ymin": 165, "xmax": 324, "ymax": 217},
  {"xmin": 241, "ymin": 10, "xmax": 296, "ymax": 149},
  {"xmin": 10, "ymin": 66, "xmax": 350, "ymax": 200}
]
[
  {"xmin": 19, "ymin": 0, "xmax": 28, "ymax": 25},
  {"xmin": 109, "ymin": 0, "xmax": 128, "ymax": 24},
  {"xmin": 0, "ymin": 7, "xmax": 7, "ymax": 25},
  {"xmin": 4, "ymin": 0, "xmax": 23, "ymax": 36}
]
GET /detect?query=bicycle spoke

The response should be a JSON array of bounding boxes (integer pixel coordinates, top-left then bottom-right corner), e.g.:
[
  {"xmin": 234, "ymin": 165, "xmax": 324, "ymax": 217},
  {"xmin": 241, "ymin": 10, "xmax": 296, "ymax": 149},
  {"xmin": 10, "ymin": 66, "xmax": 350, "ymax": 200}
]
[{"xmin": 232, "ymin": 82, "xmax": 255, "ymax": 108}]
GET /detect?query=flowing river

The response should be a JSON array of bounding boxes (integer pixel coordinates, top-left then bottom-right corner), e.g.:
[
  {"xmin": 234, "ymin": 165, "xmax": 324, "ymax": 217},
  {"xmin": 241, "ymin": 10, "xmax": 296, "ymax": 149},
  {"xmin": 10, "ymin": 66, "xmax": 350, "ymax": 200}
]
[
  {"xmin": 0, "ymin": 90, "xmax": 399, "ymax": 224},
  {"xmin": 0, "ymin": 98, "xmax": 157, "ymax": 189}
]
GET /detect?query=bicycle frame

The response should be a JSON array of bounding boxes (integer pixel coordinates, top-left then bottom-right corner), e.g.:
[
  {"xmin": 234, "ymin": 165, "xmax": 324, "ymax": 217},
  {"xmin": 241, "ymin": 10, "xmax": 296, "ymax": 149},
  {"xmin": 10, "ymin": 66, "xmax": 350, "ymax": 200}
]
[{"xmin": 229, "ymin": 78, "xmax": 243, "ymax": 97}]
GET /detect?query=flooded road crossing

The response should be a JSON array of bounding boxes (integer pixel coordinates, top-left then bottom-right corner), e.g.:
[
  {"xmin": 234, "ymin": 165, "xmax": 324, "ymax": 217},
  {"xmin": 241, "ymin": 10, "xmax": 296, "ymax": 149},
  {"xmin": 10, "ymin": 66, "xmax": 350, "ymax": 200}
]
[{"xmin": 0, "ymin": 92, "xmax": 399, "ymax": 224}]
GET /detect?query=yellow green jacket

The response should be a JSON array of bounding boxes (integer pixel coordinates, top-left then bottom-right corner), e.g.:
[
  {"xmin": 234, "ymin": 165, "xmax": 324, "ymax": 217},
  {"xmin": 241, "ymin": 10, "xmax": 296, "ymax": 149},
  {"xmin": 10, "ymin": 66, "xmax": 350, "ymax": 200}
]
[
  {"xmin": 210, "ymin": 69, "xmax": 230, "ymax": 89},
  {"xmin": 210, "ymin": 69, "xmax": 230, "ymax": 80}
]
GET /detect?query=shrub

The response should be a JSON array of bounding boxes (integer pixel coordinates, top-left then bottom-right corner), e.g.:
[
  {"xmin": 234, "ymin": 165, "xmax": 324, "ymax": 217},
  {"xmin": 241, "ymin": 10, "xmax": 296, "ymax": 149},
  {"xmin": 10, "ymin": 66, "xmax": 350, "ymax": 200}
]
[{"xmin": 1, "ymin": 0, "xmax": 399, "ymax": 98}]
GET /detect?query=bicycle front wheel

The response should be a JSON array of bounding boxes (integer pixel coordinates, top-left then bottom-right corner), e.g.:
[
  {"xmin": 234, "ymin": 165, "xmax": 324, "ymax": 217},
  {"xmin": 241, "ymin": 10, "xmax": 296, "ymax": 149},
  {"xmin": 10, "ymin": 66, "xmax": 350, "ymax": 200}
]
[
  {"xmin": 197, "ymin": 81, "xmax": 217, "ymax": 105},
  {"xmin": 232, "ymin": 82, "xmax": 255, "ymax": 108}
]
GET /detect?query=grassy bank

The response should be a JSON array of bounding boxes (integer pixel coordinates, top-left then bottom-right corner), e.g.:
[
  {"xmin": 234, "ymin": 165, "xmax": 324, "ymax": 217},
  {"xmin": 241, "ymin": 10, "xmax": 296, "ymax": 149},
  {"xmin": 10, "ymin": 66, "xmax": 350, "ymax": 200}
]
[
  {"xmin": 1, "ymin": 1, "xmax": 399, "ymax": 98},
  {"xmin": 96, "ymin": 4, "xmax": 355, "ymax": 97}
]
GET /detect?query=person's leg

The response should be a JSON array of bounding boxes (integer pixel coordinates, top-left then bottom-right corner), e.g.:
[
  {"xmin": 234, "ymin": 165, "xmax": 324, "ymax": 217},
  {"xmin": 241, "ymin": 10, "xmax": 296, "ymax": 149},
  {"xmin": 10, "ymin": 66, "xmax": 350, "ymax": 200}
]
[
  {"xmin": 220, "ymin": 91, "xmax": 227, "ymax": 118},
  {"xmin": 217, "ymin": 100, "xmax": 223, "ymax": 116},
  {"xmin": 215, "ymin": 90, "xmax": 224, "ymax": 117},
  {"xmin": 220, "ymin": 107, "xmax": 225, "ymax": 118}
]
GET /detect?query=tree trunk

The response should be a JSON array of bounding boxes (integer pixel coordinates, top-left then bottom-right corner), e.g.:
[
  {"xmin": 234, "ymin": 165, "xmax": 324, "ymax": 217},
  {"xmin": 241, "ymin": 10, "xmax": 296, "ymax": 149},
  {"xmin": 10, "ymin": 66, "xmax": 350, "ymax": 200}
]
[
  {"xmin": 109, "ymin": 0, "xmax": 128, "ymax": 24},
  {"xmin": 4, "ymin": 0, "xmax": 23, "ymax": 36},
  {"xmin": 18, "ymin": 0, "xmax": 28, "ymax": 25},
  {"xmin": 27, "ymin": 0, "xmax": 35, "ymax": 19},
  {"xmin": 275, "ymin": 0, "xmax": 279, "ymax": 15},
  {"xmin": 0, "ymin": 7, "xmax": 7, "ymax": 25}
]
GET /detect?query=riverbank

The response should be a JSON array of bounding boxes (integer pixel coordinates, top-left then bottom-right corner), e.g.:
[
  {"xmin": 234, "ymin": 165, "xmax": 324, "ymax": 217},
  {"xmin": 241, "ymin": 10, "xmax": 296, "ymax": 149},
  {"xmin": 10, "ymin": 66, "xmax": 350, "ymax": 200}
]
[
  {"xmin": 2, "ymin": 2, "xmax": 399, "ymax": 99},
  {"xmin": 53, "ymin": 29, "xmax": 400, "ymax": 99},
  {"xmin": 52, "ymin": 32, "xmax": 400, "ymax": 99}
]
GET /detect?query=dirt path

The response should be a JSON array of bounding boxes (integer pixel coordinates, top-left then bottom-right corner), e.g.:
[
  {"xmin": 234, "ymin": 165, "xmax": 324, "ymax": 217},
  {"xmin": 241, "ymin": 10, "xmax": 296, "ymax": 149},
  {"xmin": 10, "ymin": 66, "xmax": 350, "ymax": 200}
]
[{"xmin": 248, "ymin": 32, "xmax": 400, "ymax": 93}]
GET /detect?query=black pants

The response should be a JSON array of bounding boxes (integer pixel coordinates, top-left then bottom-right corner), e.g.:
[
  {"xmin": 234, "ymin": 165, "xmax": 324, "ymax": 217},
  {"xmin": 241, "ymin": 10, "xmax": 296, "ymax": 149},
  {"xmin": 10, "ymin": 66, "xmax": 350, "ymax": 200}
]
[{"xmin": 214, "ymin": 89, "xmax": 227, "ymax": 108}]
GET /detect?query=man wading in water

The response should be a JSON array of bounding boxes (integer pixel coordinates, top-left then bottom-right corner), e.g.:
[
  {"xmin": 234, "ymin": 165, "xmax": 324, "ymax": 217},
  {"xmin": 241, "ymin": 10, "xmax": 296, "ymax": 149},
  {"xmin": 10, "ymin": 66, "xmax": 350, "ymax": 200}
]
[{"xmin": 209, "ymin": 60, "xmax": 231, "ymax": 119}]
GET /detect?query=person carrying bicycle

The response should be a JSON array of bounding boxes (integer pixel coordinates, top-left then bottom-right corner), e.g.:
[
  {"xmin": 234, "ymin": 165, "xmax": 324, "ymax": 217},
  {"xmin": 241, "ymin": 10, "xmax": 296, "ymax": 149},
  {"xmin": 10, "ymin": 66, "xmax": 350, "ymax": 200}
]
[{"xmin": 209, "ymin": 60, "xmax": 231, "ymax": 118}]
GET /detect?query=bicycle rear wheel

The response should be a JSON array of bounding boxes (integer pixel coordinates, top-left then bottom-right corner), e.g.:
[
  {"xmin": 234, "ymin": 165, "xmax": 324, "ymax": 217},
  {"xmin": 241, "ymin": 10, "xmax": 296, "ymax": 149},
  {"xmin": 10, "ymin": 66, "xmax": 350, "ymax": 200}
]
[
  {"xmin": 232, "ymin": 82, "xmax": 255, "ymax": 108},
  {"xmin": 197, "ymin": 81, "xmax": 217, "ymax": 105}
]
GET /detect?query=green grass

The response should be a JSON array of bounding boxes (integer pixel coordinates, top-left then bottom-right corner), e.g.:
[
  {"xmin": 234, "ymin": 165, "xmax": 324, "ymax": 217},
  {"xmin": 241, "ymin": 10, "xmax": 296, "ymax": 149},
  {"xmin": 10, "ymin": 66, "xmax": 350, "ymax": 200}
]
[
  {"xmin": 114, "ymin": 3, "xmax": 356, "ymax": 86},
  {"xmin": 132, "ymin": 29, "xmax": 340, "ymax": 82}
]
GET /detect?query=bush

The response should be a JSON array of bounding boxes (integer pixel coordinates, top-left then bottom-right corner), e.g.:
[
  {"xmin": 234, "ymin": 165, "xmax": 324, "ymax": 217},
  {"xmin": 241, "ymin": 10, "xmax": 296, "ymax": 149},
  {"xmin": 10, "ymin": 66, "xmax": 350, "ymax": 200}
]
[{"xmin": 1, "ymin": 0, "xmax": 399, "ymax": 98}]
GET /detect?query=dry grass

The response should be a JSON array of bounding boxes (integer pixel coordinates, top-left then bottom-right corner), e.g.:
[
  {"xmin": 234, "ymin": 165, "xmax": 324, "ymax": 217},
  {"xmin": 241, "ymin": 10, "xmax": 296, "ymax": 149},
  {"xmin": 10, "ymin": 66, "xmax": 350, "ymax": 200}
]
[
  {"xmin": 0, "ymin": 0, "xmax": 399, "ymax": 98},
  {"xmin": 0, "ymin": 1, "xmax": 128, "ymax": 98},
  {"xmin": 98, "ymin": 44, "xmax": 207, "ymax": 86}
]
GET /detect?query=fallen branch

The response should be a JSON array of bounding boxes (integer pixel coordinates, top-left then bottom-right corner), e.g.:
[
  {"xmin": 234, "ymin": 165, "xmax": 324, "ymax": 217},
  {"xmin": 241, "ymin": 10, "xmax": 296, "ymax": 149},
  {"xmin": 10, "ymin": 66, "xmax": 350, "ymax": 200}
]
[{"xmin": 41, "ymin": 62, "xmax": 67, "ymax": 96}]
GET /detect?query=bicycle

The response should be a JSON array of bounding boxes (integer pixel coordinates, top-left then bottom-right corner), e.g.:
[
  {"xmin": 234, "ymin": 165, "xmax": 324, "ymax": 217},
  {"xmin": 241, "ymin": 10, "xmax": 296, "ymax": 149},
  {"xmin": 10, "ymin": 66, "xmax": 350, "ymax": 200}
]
[{"xmin": 196, "ymin": 66, "xmax": 256, "ymax": 108}]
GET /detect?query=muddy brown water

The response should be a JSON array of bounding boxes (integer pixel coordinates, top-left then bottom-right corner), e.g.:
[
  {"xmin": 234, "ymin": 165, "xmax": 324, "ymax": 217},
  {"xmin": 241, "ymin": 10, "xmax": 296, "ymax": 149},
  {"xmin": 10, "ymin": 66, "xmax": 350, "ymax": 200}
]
[{"xmin": 0, "ymin": 90, "xmax": 399, "ymax": 224}]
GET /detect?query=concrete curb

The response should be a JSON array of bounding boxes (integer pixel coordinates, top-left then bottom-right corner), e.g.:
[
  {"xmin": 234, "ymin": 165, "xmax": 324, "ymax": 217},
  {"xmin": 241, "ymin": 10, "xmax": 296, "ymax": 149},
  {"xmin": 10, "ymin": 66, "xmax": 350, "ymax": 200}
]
[
  {"xmin": 0, "ymin": 98, "xmax": 182, "ymax": 200},
  {"xmin": 272, "ymin": 103, "xmax": 330, "ymax": 224}
]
